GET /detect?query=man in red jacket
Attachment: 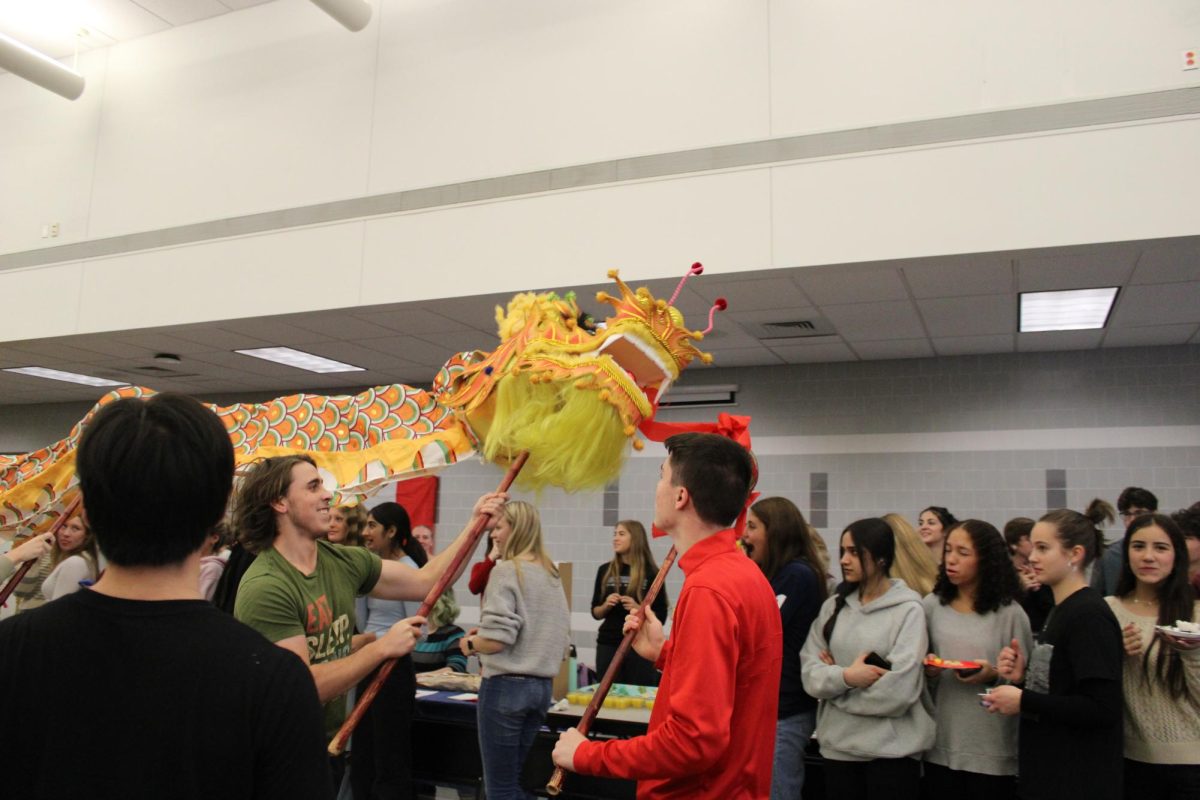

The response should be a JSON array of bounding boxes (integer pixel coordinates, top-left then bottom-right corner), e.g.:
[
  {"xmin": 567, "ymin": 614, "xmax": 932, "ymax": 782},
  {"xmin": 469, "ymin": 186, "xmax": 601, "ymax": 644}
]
[{"xmin": 552, "ymin": 432, "xmax": 783, "ymax": 799}]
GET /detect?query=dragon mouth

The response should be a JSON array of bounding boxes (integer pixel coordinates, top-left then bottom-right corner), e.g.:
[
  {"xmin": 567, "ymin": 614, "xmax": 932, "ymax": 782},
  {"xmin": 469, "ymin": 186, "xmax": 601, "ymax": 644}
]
[{"xmin": 591, "ymin": 333, "xmax": 675, "ymax": 408}]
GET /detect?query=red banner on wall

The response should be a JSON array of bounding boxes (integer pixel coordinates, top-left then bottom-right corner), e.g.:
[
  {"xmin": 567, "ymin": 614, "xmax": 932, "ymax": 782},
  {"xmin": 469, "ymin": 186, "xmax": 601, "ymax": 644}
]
[{"xmin": 394, "ymin": 475, "xmax": 438, "ymax": 528}]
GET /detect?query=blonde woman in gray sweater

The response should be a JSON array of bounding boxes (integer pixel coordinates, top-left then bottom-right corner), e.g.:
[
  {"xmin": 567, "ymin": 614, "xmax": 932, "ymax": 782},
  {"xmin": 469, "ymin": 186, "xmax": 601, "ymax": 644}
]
[{"xmin": 459, "ymin": 501, "xmax": 570, "ymax": 800}]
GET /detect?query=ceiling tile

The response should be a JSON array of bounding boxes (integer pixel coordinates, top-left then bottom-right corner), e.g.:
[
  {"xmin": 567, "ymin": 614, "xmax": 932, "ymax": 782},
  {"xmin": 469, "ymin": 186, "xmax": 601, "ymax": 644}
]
[
  {"xmin": 687, "ymin": 277, "xmax": 811, "ymax": 313},
  {"xmin": 282, "ymin": 313, "xmax": 399, "ymax": 342},
  {"xmin": 917, "ymin": 295, "xmax": 1014, "ymax": 337},
  {"xmin": 1102, "ymin": 324, "xmax": 1199, "ymax": 348},
  {"xmin": 358, "ymin": 337, "xmax": 456, "ymax": 367},
  {"xmin": 705, "ymin": 347, "xmax": 783, "ymax": 368},
  {"xmin": 1017, "ymin": 250, "xmax": 1138, "ymax": 292},
  {"xmin": 932, "ymin": 334, "xmax": 1014, "ymax": 356},
  {"xmin": 769, "ymin": 341, "xmax": 857, "ymax": 364},
  {"xmin": 358, "ymin": 307, "xmax": 480, "ymax": 336},
  {"xmin": 852, "ymin": 339, "xmax": 935, "ymax": 360},
  {"xmin": 110, "ymin": 331, "xmax": 222, "ymax": 356},
  {"xmin": 158, "ymin": 325, "xmax": 273, "ymax": 351},
  {"xmin": 694, "ymin": 324, "xmax": 766, "ymax": 351},
  {"xmin": 416, "ymin": 329, "xmax": 500, "ymax": 355},
  {"xmin": 1130, "ymin": 243, "xmax": 1200, "ymax": 285},
  {"xmin": 792, "ymin": 266, "xmax": 908, "ymax": 306},
  {"xmin": 88, "ymin": 0, "xmax": 172, "ymax": 40},
  {"xmin": 902, "ymin": 256, "xmax": 1014, "ymax": 298},
  {"xmin": 820, "ymin": 300, "xmax": 926, "ymax": 342},
  {"xmin": 186, "ymin": 350, "xmax": 308, "ymax": 378},
  {"xmin": 300, "ymin": 341, "xmax": 419, "ymax": 371},
  {"xmin": 216, "ymin": 318, "xmax": 335, "ymax": 345},
  {"xmin": 1109, "ymin": 283, "xmax": 1200, "ymax": 327},
  {"xmin": 1017, "ymin": 330, "xmax": 1106, "ymax": 352},
  {"xmin": 0, "ymin": 340, "xmax": 119, "ymax": 365},
  {"xmin": 133, "ymin": 0, "xmax": 231, "ymax": 26}
]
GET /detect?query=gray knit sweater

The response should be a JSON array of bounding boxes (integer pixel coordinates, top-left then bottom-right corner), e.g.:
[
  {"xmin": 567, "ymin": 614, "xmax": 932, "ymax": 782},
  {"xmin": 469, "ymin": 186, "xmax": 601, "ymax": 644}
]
[{"xmin": 477, "ymin": 559, "xmax": 570, "ymax": 679}]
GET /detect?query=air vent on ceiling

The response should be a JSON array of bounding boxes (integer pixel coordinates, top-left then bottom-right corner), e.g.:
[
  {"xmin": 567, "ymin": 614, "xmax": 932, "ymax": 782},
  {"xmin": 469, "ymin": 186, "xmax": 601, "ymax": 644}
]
[{"xmin": 744, "ymin": 317, "xmax": 838, "ymax": 340}]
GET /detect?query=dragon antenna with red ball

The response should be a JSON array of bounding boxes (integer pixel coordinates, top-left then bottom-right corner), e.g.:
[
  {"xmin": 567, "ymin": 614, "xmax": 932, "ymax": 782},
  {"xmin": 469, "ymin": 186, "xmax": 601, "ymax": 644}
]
[
  {"xmin": 701, "ymin": 297, "xmax": 728, "ymax": 336},
  {"xmin": 668, "ymin": 262, "xmax": 704, "ymax": 306}
]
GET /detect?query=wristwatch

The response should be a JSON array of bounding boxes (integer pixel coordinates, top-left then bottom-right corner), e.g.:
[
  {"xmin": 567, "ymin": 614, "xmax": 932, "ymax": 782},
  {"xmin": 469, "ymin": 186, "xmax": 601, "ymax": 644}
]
[{"xmin": 466, "ymin": 636, "xmax": 476, "ymax": 654}]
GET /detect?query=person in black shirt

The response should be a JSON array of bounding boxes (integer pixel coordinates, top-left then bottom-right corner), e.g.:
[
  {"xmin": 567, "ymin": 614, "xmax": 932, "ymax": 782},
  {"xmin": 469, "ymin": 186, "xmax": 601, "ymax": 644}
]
[
  {"xmin": 742, "ymin": 496, "xmax": 827, "ymax": 800},
  {"xmin": 590, "ymin": 520, "xmax": 668, "ymax": 686},
  {"xmin": 984, "ymin": 499, "xmax": 1122, "ymax": 800},
  {"xmin": 0, "ymin": 393, "xmax": 331, "ymax": 800}
]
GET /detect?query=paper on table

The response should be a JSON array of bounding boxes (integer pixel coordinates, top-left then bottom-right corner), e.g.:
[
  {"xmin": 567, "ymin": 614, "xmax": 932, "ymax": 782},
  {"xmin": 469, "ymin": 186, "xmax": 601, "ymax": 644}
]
[{"xmin": 448, "ymin": 692, "xmax": 479, "ymax": 702}]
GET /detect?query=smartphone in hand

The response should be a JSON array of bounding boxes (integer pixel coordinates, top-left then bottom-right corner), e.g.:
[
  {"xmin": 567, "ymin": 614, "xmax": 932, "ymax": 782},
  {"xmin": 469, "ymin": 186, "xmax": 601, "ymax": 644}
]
[{"xmin": 864, "ymin": 651, "xmax": 892, "ymax": 671}]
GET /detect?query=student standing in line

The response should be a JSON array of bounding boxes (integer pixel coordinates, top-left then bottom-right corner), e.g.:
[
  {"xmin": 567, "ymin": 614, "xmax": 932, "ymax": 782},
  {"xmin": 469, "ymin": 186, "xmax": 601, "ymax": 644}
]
[
  {"xmin": 40, "ymin": 513, "xmax": 102, "ymax": 601},
  {"xmin": 800, "ymin": 518, "xmax": 933, "ymax": 800},
  {"xmin": 460, "ymin": 500, "xmax": 570, "ymax": 800},
  {"xmin": 742, "ymin": 496, "xmax": 827, "ymax": 800},
  {"xmin": 917, "ymin": 506, "xmax": 958, "ymax": 565},
  {"xmin": 923, "ymin": 519, "xmax": 1032, "ymax": 798},
  {"xmin": 1093, "ymin": 487, "xmax": 1159, "ymax": 596},
  {"xmin": 1005, "ymin": 516, "xmax": 1054, "ymax": 633},
  {"xmin": 882, "ymin": 513, "xmax": 938, "ymax": 597},
  {"xmin": 984, "ymin": 500, "xmax": 1123, "ymax": 800},
  {"xmin": 1104, "ymin": 513, "xmax": 1200, "ymax": 799},
  {"xmin": 591, "ymin": 519, "xmax": 668, "ymax": 687},
  {"xmin": 351, "ymin": 502, "xmax": 429, "ymax": 800}
]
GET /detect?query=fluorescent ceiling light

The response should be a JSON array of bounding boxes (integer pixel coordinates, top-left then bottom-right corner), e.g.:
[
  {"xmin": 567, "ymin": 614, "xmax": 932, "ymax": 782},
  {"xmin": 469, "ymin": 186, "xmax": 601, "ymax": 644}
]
[
  {"xmin": 1019, "ymin": 287, "xmax": 1119, "ymax": 333},
  {"xmin": 236, "ymin": 347, "xmax": 364, "ymax": 374},
  {"xmin": 4, "ymin": 366, "xmax": 125, "ymax": 387}
]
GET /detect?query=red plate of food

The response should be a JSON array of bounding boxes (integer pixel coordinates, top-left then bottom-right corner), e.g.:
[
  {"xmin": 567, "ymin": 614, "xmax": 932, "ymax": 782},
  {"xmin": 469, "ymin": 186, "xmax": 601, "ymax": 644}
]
[{"xmin": 924, "ymin": 655, "xmax": 982, "ymax": 669}]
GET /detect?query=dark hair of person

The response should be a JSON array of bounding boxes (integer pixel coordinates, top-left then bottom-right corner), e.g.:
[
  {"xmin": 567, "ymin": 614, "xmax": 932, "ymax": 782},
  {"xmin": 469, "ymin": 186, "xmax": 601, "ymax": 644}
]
[
  {"xmin": 1117, "ymin": 486, "xmax": 1159, "ymax": 514},
  {"xmin": 76, "ymin": 394, "xmax": 234, "ymax": 567},
  {"xmin": 601, "ymin": 520, "xmax": 659, "ymax": 605},
  {"xmin": 750, "ymin": 497, "xmax": 828, "ymax": 601},
  {"xmin": 232, "ymin": 455, "xmax": 316, "ymax": 554},
  {"xmin": 1039, "ymin": 499, "xmax": 1115, "ymax": 567},
  {"xmin": 1169, "ymin": 505, "xmax": 1200, "ymax": 543},
  {"xmin": 664, "ymin": 432, "xmax": 754, "ymax": 528},
  {"xmin": 933, "ymin": 520, "xmax": 1022, "ymax": 614},
  {"xmin": 822, "ymin": 518, "xmax": 894, "ymax": 643},
  {"xmin": 369, "ymin": 502, "xmax": 427, "ymax": 567},
  {"xmin": 1002, "ymin": 517, "xmax": 1035, "ymax": 552},
  {"xmin": 921, "ymin": 506, "xmax": 959, "ymax": 531},
  {"xmin": 1115, "ymin": 514, "xmax": 1198, "ymax": 702}
]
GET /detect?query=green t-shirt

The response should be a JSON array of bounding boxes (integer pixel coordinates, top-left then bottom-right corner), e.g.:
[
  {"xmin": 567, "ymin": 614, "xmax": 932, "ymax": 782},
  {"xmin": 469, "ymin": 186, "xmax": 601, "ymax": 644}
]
[{"xmin": 234, "ymin": 539, "xmax": 383, "ymax": 737}]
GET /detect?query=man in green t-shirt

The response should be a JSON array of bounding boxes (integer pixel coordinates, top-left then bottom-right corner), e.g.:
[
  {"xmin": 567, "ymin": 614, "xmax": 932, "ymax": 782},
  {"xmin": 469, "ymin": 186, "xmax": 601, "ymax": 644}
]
[{"xmin": 232, "ymin": 456, "xmax": 504, "ymax": 744}]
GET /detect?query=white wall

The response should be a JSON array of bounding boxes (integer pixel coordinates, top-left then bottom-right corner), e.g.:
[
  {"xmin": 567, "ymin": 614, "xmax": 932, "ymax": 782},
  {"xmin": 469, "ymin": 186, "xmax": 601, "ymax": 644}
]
[{"xmin": 2, "ymin": 0, "xmax": 1198, "ymax": 341}]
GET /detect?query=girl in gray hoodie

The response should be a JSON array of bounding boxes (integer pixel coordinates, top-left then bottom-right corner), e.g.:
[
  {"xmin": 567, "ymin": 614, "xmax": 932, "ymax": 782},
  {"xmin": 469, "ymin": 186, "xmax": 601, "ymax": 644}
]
[{"xmin": 800, "ymin": 517, "xmax": 934, "ymax": 800}]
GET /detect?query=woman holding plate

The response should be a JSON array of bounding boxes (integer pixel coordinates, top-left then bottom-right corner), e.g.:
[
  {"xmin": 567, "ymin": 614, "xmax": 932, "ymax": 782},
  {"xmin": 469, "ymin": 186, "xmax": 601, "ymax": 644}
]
[
  {"xmin": 923, "ymin": 519, "xmax": 1032, "ymax": 798},
  {"xmin": 1104, "ymin": 513, "xmax": 1200, "ymax": 799}
]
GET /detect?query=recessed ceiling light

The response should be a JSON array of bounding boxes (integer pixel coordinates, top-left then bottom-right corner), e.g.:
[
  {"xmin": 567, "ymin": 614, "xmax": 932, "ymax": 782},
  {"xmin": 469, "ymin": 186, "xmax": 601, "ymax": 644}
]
[
  {"xmin": 1019, "ymin": 287, "xmax": 1119, "ymax": 333},
  {"xmin": 4, "ymin": 366, "xmax": 126, "ymax": 387},
  {"xmin": 235, "ymin": 347, "xmax": 364, "ymax": 374}
]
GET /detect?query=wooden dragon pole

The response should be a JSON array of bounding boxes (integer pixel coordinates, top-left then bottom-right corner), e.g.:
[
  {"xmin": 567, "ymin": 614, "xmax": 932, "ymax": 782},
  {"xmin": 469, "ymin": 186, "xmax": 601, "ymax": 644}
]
[{"xmin": 0, "ymin": 494, "xmax": 83, "ymax": 608}]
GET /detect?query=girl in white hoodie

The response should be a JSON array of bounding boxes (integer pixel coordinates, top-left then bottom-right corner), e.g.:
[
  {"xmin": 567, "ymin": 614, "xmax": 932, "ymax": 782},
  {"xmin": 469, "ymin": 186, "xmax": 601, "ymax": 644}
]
[{"xmin": 800, "ymin": 517, "xmax": 934, "ymax": 800}]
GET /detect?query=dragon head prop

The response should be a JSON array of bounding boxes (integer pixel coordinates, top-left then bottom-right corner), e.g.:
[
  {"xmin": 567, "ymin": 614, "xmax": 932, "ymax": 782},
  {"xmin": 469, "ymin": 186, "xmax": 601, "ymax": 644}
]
[{"xmin": 435, "ymin": 267, "xmax": 720, "ymax": 491}]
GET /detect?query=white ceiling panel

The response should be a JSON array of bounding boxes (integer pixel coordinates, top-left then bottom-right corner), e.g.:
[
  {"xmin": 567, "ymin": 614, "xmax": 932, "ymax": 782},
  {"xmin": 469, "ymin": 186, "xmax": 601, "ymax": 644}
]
[
  {"xmin": 820, "ymin": 300, "xmax": 926, "ymax": 342},
  {"xmin": 299, "ymin": 341, "xmax": 419, "ymax": 370},
  {"xmin": 1109, "ymin": 283, "xmax": 1200, "ymax": 327},
  {"xmin": 793, "ymin": 266, "xmax": 908, "ymax": 305},
  {"xmin": 853, "ymin": 339, "xmax": 936, "ymax": 360},
  {"xmin": 132, "ymin": 0, "xmax": 231, "ymax": 26},
  {"xmin": 901, "ymin": 255, "xmax": 1014, "ymax": 298},
  {"xmin": 917, "ymin": 295, "xmax": 1014, "ymax": 337},
  {"xmin": 1017, "ymin": 329, "xmax": 1106, "ymax": 351},
  {"xmin": 706, "ymin": 347, "xmax": 784, "ymax": 367},
  {"xmin": 217, "ymin": 318, "xmax": 336, "ymax": 345},
  {"xmin": 932, "ymin": 334, "xmax": 1014, "ymax": 356},
  {"xmin": 1102, "ymin": 324, "xmax": 1198, "ymax": 348},
  {"xmin": 357, "ymin": 307, "xmax": 483, "ymax": 336},
  {"xmin": 90, "ymin": 0, "xmax": 175, "ymax": 39},
  {"xmin": 688, "ymin": 277, "xmax": 811, "ymax": 313},
  {"xmin": 1017, "ymin": 250, "xmax": 1138, "ymax": 292},
  {"xmin": 769, "ymin": 341, "xmax": 857, "ymax": 364},
  {"xmin": 1131, "ymin": 244, "xmax": 1200, "ymax": 285}
]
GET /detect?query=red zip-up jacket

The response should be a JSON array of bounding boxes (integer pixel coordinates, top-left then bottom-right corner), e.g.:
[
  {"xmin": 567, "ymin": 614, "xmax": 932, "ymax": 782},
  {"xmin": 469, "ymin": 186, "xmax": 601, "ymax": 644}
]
[{"xmin": 573, "ymin": 529, "xmax": 782, "ymax": 799}]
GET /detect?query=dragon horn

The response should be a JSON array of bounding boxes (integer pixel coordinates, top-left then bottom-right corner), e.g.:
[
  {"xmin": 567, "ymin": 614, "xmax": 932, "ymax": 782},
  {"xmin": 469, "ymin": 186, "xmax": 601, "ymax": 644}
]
[{"xmin": 667, "ymin": 262, "xmax": 704, "ymax": 306}]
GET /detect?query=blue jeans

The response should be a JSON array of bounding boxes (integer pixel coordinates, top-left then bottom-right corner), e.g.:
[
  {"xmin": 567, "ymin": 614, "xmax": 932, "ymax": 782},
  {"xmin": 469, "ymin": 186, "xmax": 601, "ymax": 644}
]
[
  {"xmin": 771, "ymin": 710, "xmax": 816, "ymax": 800},
  {"xmin": 477, "ymin": 675, "xmax": 552, "ymax": 800}
]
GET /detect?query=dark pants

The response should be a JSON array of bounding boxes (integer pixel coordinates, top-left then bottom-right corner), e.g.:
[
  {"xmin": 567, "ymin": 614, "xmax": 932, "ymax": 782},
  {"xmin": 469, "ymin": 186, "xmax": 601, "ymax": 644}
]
[
  {"xmin": 923, "ymin": 762, "xmax": 1015, "ymax": 800},
  {"xmin": 595, "ymin": 642, "xmax": 660, "ymax": 687},
  {"xmin": 823, "ymin": 757, "xmax": 920, "ymax": 800},
  {"xmin": 1124, "ymin": 758, "xmax": 1200, "ymax": 800},
  {"xmin": 351, "ymin": 656, "xmax": 416, "ymax": 800}
]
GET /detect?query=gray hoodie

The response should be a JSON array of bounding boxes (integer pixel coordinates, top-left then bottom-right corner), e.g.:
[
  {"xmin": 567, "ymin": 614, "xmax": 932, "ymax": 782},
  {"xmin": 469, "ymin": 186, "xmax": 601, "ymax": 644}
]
[{"xmin": 800, "ymin": 578, "xmax": 935, "ymax": 761}]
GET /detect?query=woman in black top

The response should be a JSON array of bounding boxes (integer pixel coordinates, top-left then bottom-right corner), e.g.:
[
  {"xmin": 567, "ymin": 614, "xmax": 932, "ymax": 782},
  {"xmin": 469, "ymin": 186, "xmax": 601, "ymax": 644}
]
[
  {"xmin": 984, "ymin": 499, "xmax": 1123, "ymax": 800},
  {"xmin": 590, "ymin": 520, "xmax": 668, "ymax": 686}
]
